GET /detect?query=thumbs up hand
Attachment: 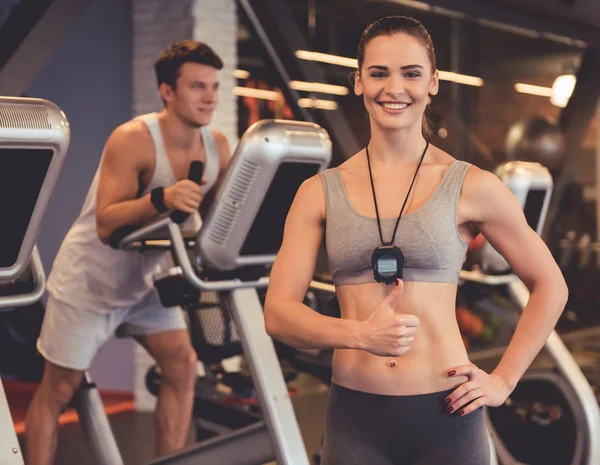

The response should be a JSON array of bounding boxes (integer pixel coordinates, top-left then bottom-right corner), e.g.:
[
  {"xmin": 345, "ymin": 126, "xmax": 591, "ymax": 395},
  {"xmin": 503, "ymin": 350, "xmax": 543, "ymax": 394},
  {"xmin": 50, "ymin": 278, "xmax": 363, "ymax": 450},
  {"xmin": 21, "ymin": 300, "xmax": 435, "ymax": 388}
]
[{"xmin": 358, "ymin": 279, "xmax": 419, "ymax": 357}]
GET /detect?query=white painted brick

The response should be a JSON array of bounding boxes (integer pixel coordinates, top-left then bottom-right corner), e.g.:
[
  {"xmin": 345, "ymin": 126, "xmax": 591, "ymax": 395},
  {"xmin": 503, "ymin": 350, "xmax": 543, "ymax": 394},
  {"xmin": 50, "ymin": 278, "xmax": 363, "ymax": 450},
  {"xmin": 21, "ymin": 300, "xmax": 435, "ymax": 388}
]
[
  {"xmin": 132, "ymin": 0, "xmax": 238, "ymax": 410},
  {"xmin": 192, "ymin": 0, "xmax": 239, "ymax": 147}
]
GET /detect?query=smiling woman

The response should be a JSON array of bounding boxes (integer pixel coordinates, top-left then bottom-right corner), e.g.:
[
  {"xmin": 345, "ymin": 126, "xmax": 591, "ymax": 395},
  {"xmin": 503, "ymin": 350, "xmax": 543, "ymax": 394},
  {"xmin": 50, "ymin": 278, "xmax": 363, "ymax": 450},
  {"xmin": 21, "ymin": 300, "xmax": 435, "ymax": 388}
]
[
  {"xmin": 354, "ymin": 17, "xmax": 437, "ymax": 134},
  {"xmin": 265, "ymin": 15, "xmax": 568, "ymax": 465}
]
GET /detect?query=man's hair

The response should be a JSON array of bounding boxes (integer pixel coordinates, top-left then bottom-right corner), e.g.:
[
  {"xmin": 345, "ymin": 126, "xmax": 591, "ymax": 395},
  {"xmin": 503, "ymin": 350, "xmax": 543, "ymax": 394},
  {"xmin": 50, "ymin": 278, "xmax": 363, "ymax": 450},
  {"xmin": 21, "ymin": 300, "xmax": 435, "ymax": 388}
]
[{"xmin": 154, "ymin": 40, "xmax": 223, "ymax": 89}]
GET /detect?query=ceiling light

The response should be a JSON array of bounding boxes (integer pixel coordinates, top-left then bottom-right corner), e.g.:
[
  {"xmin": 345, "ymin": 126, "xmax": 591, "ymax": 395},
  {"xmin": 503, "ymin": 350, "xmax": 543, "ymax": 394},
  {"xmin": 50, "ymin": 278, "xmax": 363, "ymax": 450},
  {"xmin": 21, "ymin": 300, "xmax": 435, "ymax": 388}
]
[
  {"xmin": 514, "ymin": 83, "xmax": 553, "ymax": 97},
  {"xmin": 233, "ymin": 87, "xmax": 280, "ymax": 100},
  {"xmin": 289, "ymin": 80, "xmax": 349, "ymax": 95},
  {"xmin": 437, "ymin": 71, "xmax": 483, "ymax": 87},
  {"xmin": 296, "ymin": 50, "xmax": 483, "ymax": 86},
  {"xmin": 295, "ymin": 50, "xmax": 358, "ymax": 68},
  {"xmin": 385, "ymin": 0, "xmax": 431, "ymax": 11},
  {"xmin": 550, "ymin": 74, "xmax": 576, "ymax": 108},
  {"xmin": 233, "ymin": 69, "xmax": 250, "ymax": 79},
  {"xmin": 298, "ymin": 98, "xmax": 338, "ymax": 110}
]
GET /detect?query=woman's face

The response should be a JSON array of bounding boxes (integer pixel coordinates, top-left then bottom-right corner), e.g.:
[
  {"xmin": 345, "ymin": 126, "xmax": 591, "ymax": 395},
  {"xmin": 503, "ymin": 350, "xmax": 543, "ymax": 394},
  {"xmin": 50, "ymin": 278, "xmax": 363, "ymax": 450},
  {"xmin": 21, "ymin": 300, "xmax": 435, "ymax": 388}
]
[{"xmin": 355, "ymin": 32, "xmax": 438, "ymax": 132}]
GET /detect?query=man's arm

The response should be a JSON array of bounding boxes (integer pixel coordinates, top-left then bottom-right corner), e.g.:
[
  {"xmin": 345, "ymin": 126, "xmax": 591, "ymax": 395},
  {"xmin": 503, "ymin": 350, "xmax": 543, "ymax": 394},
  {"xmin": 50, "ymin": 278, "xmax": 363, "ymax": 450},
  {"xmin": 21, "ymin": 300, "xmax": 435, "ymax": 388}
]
[
  {"xmin": 96, "ymin": 122, "xmax": 158, "ymax": 243},
  {"xmin": 96, "ymin": 122, "xmax": 202, "ymax": 244}
]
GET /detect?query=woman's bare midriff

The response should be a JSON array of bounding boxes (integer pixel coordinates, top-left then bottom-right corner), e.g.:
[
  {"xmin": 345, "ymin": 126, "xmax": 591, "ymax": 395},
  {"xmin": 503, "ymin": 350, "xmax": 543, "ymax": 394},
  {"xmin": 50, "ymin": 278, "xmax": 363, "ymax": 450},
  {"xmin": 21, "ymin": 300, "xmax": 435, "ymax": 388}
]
[{"xmin": 332, "ymin": 280, "xmax": 470, "ymax": 395}]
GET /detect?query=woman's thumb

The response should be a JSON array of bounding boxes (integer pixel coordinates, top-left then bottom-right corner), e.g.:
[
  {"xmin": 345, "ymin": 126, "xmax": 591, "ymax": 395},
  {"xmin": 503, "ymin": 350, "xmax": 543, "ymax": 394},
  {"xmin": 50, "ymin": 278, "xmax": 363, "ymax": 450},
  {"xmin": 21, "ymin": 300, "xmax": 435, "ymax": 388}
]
[{"xmin": 382, "ymin": 279, "xmax": 404, "ymax": 310}]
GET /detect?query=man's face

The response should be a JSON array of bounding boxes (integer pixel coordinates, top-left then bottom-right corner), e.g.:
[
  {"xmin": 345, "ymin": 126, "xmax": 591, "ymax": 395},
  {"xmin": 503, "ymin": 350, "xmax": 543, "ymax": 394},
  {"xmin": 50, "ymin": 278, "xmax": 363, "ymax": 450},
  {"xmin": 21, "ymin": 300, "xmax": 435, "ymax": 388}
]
[{"xmin": 162, "ymin": 62, "xmax": 220, "ymax": 127}]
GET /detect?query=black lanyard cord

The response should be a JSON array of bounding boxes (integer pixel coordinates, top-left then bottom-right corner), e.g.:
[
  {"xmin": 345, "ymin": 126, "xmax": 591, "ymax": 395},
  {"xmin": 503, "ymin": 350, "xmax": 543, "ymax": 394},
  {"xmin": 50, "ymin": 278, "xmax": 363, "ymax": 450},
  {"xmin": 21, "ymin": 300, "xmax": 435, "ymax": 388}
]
[{"xmin": 365, "ymin": 140, "xmax": 429, "ymax": 247}]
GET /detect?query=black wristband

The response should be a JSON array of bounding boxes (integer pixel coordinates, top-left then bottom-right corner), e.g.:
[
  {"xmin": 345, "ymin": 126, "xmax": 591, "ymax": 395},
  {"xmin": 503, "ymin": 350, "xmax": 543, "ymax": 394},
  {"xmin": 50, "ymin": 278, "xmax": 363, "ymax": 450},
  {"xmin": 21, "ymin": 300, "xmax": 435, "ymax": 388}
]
[{"xmin": 150, "ymin": 187, "xmax": 168, "ymax": 213}]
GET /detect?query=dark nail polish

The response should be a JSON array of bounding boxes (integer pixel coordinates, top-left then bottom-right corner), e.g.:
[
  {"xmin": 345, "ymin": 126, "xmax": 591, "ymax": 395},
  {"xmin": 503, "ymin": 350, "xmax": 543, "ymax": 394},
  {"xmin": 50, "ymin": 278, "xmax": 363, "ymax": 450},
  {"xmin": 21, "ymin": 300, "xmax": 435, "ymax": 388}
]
[
  {"xmin": 445, "ymin": 398, "xmax": 452, "ymax": 405},
  {"xmin": 459, "ymin": 410, "xmax": 465, "ymax": 416},
  {"xmin": 446, "ymin": 406, "xmax": 453, "ymax": 414},
  {"xmin": 448, "ymin": 370, "xmax": 456, "ymax": 376}
]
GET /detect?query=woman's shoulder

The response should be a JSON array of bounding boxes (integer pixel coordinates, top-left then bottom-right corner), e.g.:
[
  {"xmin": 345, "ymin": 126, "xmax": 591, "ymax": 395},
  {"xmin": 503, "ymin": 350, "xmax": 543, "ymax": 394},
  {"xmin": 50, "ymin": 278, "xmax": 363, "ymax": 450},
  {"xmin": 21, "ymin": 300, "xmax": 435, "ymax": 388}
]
[
  {"xmin": 297, "ymin": 171, "xmax": 327, "ymax": 204},
  {"xmin": 335, "ymin": 149, "xmax": 365, "ymax": 171},
  {"xmin": 290, "ymin": 173, "xmax": 327, "ymax": 221},
  {"xmin": 427, "ymin": 144, "xmax": 463, "ymax": 168},
  {"xmin": 458, "ymin": 160, "xmax": 506, "ymax": 209}
]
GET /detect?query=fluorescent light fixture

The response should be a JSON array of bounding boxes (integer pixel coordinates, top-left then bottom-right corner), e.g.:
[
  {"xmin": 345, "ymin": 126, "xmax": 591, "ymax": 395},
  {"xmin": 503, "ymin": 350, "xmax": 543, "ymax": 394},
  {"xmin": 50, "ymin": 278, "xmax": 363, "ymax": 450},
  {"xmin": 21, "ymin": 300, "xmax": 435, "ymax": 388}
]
[
  {"xmin": 477, "ymin": 18, "xmax": 539, "ymax": 39},
  {"xmin": 233, "ymin": 86, "xmax": 280, "ymax": 100},
  {"xmin": 233, "ymin": 69, "xmax": 250, "ymax": 79},
  {"xmin": 514, "ymin": 78, "xmax": 576, "ymax": 108},
  {"xmin": 386, "ymin": 0, "xmax": 431, "ymax": 11},
  {"xmin": 295, "ymin": 50, "xmax": 483, "ymax": 87},
  {"xmin": 289, "ymin": 80, "xmax": 349, "ymax": 95},
  {"xmin": 550, "ymin": 74, "xmax": 576, "ymax": 108},
  {"xmin": 514, "ymin": 83, "xmax": 553, "ymax": 97},
  {"xmin": 295, "ymin": 50, "xmax": 358, "ymax": 68},
  {"xmin": 438, "ymin": 71, "xmax": 483, "ymax": 87},
  {"xmin": 233, "ymin": 87, "xmax": 338, "ymax": 110},
  {"xmin": 298, "ymin": 98, "xmax": 338, "ymax": 110}
]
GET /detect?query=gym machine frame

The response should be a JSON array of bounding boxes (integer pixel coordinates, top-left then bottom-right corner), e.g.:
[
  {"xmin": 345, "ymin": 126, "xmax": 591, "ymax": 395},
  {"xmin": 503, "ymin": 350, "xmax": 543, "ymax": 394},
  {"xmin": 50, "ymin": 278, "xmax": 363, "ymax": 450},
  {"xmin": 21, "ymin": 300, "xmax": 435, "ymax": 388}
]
[
  {"xmin": 466, "ymin": 162, "xmax": 600, "ymax": 465},
  {"xmin": 80, "ymin": 120, "xmax": 331, "ymax": 465},
  {"xmin": 0, "ymin": 97, "xmax": 71, "ymax": 465}
]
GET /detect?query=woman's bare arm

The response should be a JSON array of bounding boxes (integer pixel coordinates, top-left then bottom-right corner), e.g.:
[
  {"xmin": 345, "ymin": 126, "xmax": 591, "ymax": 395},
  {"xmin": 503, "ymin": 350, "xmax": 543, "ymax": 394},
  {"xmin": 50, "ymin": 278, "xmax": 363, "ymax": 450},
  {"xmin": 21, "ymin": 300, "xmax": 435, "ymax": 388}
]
[
  {"xmin": 264, "ymin": 175, "xmax": 364, "ymax": 350},
  {"xmin": 462, "ymin": 166, "xmax": 568, "ymax": 389}
]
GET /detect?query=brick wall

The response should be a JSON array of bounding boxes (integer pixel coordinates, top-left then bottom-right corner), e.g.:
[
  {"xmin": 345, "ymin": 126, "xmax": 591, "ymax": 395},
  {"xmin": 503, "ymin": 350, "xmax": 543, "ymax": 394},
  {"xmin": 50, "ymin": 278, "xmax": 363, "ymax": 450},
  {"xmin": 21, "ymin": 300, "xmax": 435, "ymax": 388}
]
[
  {"xmin": 132, "ymin": 0, "xmax": 194, "ymax": 117},
  {"xmin": 132, "ymin": 0, "xmax": 237, "ymax": 145},
  {"xmin": 131, "ymin": 0, "xmax": 237, "ymax": 411},
  {"xmin": 192, "ymin": 0, "xmax": 238, "ymax": 147}
]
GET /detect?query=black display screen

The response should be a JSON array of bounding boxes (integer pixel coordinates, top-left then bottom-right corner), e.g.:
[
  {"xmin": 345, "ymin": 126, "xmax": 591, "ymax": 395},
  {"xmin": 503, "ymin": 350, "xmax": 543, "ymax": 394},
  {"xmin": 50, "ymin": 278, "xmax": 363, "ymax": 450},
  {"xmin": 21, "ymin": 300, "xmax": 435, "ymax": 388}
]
[
  {"xmin": 240, "ymin": 162, "xmax": 321, "ymax": 256},
  {"xmin": 523, "ymin": 188, "xmax": 546, "ymax": 233},
  {"xmin": 0, "ymin": 148, "xmax": 53, "ymax": 268}
]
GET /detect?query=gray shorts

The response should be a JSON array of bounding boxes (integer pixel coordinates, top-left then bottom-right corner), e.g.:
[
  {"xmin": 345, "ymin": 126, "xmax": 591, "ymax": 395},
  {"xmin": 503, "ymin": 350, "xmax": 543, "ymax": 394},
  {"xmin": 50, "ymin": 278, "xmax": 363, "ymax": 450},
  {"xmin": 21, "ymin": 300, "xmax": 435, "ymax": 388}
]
[
  {"xmin": 321, "ymin": 383, "xmax": 491, "ymax": 465},
  {"xmin": 37, "ymin": 291, "xmax": 187, "ymax": 371}
]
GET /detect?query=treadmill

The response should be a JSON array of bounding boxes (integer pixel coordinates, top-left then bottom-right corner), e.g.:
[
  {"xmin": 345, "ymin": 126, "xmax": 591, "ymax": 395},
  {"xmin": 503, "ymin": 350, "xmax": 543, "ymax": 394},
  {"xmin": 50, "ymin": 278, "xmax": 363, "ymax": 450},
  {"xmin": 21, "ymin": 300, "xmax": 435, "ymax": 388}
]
[{"xmin": 0, "ymin": 96, "xmax": 70, "ymax": 465}]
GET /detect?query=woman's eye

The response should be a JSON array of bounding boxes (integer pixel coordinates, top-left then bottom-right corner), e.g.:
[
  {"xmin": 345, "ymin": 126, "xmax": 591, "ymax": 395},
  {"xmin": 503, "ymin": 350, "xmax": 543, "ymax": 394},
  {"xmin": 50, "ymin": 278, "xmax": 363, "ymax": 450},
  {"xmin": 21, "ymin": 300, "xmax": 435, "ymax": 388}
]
[
  {"xmin": 371, "ymin": 72, "xmax": 386, "ymax": 78},
  {"xmin": 405, "ymin": 72, "xmax": 421, "ymax": 78}
]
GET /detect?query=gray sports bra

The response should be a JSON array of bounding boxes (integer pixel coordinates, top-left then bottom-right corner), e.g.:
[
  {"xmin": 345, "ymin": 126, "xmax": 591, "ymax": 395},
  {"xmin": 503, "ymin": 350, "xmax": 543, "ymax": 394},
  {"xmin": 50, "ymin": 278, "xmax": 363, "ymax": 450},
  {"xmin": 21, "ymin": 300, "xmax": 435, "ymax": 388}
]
[{"xmin": 319, "ymin": 160, "xmax": 471, "ymax": 286}]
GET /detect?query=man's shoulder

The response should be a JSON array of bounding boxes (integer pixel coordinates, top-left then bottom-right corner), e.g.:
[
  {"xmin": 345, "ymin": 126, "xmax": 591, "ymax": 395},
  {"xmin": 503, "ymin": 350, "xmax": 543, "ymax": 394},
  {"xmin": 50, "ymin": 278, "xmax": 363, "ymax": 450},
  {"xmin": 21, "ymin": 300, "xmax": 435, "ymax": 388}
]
[
  {"xmin": 113, "ymin": 118, "xmax": 152, "ymax": 141},
  {"xmin": 209, "ymin": 129, "xmax": 228, "ymax": 146},
  {"xmin": 107, "ymin": 119, "xmax": 154, "ymax": 151},
  {"xmin": 103, "ymin": 119, "xmax": 155, "ymax": 166},
  {"xmin": 208, "ymin": 130, "xmax": 231, "ymax": 171}
]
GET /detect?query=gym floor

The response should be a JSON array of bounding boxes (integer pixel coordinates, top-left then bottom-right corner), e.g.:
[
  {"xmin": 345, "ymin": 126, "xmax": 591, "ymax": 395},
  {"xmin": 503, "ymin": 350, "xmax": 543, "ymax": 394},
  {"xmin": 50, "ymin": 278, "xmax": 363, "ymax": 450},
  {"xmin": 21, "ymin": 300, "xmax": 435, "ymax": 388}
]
[
  {"xmin": 14, "ymin": 373, "xmax": 329, "ymax": 465},
  {"xmin": 12, "ymin": 326, "xmax": 600, "ymax": 464}
]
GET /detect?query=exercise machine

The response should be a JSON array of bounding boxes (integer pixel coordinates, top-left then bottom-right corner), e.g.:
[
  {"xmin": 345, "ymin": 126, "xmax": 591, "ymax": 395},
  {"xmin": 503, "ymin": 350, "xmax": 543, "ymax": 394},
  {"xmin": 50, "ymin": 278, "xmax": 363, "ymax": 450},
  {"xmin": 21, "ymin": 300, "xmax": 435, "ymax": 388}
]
[
  {"xmin": 79, "ymin": 119, "xmax": 331, "ymax": 465},
  {"xmin": 463, "ymin": 161, "xmax": 600, "ymax": 465},
  {"xmin": 0, "ymin": 96, "xmax": 70, "ymax": 464}
]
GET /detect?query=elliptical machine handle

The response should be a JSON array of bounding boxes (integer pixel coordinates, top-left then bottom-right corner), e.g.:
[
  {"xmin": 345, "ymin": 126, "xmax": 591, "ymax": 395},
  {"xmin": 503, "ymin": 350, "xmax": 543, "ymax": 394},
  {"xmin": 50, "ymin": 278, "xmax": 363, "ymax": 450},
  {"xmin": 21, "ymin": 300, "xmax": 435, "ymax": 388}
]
[
  {"xmin": 0, "ymin": 246, "xmax": 46, "ymax": 309},
  {"xmin": 169, "ymin": 160, "xmax": 204, "ymax": 224},
  {"xmin": 107, "ymin": 160, "xmax": 205, "ymax": 249}
]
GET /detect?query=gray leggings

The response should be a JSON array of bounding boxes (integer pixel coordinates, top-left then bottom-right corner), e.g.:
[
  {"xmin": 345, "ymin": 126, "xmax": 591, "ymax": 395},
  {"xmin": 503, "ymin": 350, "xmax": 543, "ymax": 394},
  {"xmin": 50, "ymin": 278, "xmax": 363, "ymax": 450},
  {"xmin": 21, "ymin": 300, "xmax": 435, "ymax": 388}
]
[{"xmin": 321, "ymin": 383, "xmax": 491, "ymax": 465}]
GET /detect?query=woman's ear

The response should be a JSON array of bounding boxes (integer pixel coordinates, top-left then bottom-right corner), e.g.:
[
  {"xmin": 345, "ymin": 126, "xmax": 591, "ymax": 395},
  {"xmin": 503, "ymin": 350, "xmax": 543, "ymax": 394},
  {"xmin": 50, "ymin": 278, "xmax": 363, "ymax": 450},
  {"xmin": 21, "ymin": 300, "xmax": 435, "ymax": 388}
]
[
  {"xmin": 354, "ymin": 71, "xmax": 364, "ymax": 96},
  {"xmin": 428, "ymin": 69, "xmax": 439, "ymax": 97}
]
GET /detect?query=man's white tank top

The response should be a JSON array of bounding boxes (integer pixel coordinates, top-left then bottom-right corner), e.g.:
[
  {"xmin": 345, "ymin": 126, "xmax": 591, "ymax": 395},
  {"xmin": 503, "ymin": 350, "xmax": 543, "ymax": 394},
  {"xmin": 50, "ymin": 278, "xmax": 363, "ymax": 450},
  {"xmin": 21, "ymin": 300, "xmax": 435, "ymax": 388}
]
[{"xmin": 46, "ymin": 113, "xmax": 220, "ymax": 312}]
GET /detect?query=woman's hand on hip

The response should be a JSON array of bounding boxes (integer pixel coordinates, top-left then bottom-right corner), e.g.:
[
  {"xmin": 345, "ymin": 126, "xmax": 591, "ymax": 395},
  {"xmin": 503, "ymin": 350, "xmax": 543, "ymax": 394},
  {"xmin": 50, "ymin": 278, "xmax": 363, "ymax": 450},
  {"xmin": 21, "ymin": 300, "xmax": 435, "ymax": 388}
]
[{"xmin": 444, "ymin": 364, "xmax": 513, "ymax": 416}]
